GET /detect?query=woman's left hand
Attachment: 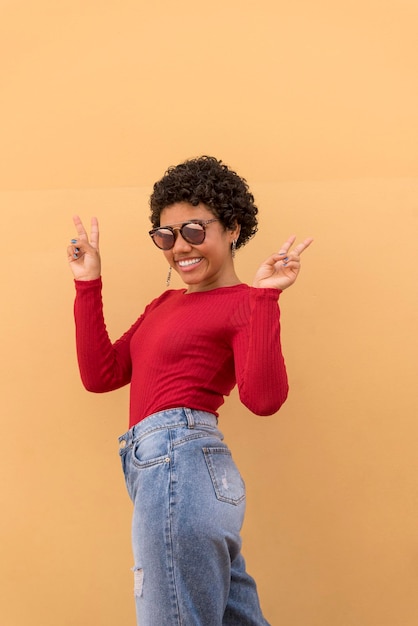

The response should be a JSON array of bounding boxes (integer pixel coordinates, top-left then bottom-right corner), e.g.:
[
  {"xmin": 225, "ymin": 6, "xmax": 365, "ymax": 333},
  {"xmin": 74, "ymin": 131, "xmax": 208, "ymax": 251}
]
[{"xmin": 252, "ymin": 235, "xmax": 313, "ymax": 291}]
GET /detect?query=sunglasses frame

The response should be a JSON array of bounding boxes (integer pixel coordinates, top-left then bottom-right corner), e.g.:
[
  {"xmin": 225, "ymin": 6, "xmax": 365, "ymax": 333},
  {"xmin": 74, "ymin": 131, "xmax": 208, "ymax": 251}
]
[{"xmin": 149, "ymin": 219, "xmax": 219, "ymax": 250}]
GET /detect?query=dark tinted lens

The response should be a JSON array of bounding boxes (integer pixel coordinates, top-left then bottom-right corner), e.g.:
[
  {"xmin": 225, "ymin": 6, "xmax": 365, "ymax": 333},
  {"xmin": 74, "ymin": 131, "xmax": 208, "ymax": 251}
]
[
  {"xmin": 181, "ymin": 223, "xmax": 206, "ymax": 245},
  {"xmin": 152, "ymin": 228, "xmax": 175, "ymax": 250}
]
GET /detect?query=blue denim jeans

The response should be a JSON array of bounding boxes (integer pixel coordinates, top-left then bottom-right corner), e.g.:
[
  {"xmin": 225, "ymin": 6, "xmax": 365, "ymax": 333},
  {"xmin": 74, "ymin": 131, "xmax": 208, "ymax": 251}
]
[{"xmin": 118, "ymin": 407, "xmax": 271, "ymax": 626}]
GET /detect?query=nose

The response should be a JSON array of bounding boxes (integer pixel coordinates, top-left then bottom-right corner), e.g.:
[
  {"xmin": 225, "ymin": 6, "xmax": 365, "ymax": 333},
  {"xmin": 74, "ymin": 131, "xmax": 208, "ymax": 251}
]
[{"xmin": 171, "ymin": 228, "xmax": 193, "ymax": 253}]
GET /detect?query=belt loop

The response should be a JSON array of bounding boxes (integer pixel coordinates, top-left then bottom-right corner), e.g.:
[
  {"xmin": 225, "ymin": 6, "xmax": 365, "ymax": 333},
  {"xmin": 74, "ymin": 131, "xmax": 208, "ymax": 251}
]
[{"xmin": 184, "ymin": 408, "xmax": 195, "ymax": 429}]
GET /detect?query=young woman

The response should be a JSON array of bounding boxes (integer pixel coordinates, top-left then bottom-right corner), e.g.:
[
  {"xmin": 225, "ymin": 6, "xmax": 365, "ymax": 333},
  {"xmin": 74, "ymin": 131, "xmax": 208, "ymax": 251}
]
[{"xmin": 68, "ymin": 156, "xmax": 312, "ymax": 626}]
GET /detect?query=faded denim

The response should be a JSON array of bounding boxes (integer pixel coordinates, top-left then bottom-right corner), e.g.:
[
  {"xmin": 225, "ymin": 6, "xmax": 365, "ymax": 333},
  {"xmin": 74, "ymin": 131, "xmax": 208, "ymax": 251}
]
[{"xmin": 118, "ymin": 407, "xmax": 270, "ymax": 626}]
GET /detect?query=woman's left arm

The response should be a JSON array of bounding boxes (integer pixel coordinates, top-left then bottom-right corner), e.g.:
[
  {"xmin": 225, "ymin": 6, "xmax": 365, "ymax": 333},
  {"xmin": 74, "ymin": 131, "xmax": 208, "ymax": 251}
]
[
  {"xmin": 252, "ymin": 235, "xmax": 313, "ymax": 292},
  {"xmin": 232, "ymin": 235, "xmax": 313, "ymax": 415},
  {"xmin": 231, "ymin": 288, "xmax": 289, "ymax": 416}
]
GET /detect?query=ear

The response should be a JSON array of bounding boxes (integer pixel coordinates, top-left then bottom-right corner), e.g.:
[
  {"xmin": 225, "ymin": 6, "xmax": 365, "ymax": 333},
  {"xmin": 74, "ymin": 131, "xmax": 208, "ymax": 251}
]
[{"xmin": 229, "ymin": 222, "xmax": 241, "ymax": 242}]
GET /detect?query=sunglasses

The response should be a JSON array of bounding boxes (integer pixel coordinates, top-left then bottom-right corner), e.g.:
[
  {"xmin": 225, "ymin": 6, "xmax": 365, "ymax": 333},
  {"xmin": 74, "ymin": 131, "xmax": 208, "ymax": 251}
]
[{"xmin": 149, "ymin": 219, "xmax": 219, "ymax": 250}]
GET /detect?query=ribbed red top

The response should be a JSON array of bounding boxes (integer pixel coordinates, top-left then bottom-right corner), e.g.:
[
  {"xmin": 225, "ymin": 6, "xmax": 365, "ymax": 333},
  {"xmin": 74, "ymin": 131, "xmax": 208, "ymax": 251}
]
[{"xmin": 74, "ymin": 279, "xmax": 289, "ymax": 427}]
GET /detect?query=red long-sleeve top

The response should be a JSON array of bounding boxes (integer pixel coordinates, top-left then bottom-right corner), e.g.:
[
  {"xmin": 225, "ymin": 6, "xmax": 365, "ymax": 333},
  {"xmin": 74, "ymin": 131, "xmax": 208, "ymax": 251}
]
[{"xmin": 74, "ymin": 279, "xmax": 289, "ymax": 427}]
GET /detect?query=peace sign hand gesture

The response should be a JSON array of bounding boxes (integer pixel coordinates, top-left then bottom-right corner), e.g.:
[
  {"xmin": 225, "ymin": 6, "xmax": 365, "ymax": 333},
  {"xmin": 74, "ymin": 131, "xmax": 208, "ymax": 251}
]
[
  {"xmin": 67, "ymin": 215, "xmax": 101, "ymax": 281},
  {"xmin": 252, "ymin": 235, "xmax": 313, "ymax": 291}
]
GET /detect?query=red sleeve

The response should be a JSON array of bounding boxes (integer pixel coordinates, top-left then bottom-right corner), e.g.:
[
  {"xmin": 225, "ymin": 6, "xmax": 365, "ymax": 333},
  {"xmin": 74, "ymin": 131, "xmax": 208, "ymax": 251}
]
[
  {"xmin": 231, "ymin": 288, "xmax": 289, "ymax": 415},
  {"xmin": 73, "ymin": 278, "xmax": 144, "ymax": 393}
]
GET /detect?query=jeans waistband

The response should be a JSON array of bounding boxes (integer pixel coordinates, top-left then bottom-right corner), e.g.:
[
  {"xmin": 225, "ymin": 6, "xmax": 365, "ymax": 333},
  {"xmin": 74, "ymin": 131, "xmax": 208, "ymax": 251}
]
[{"xmin": 118, "ymin": 407, "xmax": 218, "ymax": 448}]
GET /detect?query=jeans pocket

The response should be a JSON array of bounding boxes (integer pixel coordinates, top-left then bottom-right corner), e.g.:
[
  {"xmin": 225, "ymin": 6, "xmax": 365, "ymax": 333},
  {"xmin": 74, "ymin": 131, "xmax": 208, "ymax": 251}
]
[
  {"xmin": 132, "ymin": 431, "xmax": 170, "ymax": 468},
  {"xmin": 203, "ymin": 447, "xmax": 245, "ymax": 505}
]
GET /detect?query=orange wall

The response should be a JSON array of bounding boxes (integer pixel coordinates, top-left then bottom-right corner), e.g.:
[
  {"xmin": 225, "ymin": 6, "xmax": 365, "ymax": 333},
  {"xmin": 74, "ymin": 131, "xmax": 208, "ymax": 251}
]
[{"xmin": 1, "ymin": 2, "xmax": 417, "ymax": 625}]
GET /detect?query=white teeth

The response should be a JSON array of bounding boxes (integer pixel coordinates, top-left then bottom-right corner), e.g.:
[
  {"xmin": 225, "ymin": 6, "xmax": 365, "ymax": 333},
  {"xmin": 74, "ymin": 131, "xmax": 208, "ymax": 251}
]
[{"xmin": 178, "ymin": 258, "xmax": 202, "ymax": 267}]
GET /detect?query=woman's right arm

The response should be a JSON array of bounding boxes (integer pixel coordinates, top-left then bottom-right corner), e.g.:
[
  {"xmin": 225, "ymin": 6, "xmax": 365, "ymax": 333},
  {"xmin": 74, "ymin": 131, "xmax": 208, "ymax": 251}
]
[
  {"xmin": 68, "ymin": 216, "xmax": 138, "ymax": 392},
  {"xmin": 73, "ymin": 278, "xmax": 142, "ymax": 392}
]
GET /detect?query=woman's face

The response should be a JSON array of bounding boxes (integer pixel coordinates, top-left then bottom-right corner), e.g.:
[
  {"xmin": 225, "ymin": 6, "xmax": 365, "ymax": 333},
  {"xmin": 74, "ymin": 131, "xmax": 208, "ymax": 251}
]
[{"xmin": 158, "ymin": 202, "xmax": 240, "ymax": 293}]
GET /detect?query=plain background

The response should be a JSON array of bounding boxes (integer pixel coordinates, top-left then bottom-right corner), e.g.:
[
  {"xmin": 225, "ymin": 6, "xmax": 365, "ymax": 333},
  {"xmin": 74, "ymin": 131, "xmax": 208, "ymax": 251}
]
[{"xmin": 1, "ymin": 1, "xmax": 417, "ymax": 624}]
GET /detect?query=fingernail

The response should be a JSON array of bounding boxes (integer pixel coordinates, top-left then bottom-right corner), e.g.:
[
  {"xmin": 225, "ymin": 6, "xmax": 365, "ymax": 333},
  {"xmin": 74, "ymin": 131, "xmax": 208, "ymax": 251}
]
[
  {"xmin": 71, "ymin": 239, "xmax": 77, "ymax": 244},
  {"xmin": 75, "ymin": 247, "xmax": 79, "ymax": 253},
  {"xmin": 73, "ymin": 253, "xmax": 78, "ymax": 259}
]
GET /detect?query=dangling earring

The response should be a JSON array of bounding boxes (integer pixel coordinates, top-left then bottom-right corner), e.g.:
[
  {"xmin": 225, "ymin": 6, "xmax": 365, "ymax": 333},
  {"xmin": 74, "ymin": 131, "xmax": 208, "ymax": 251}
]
[
  {"xmin": 166, "ymin": 266, "xmax": 172, "ymax": 287},
  {"xmin": 231, "ymin": 239, "xmax": 237, "ymax": 259}
]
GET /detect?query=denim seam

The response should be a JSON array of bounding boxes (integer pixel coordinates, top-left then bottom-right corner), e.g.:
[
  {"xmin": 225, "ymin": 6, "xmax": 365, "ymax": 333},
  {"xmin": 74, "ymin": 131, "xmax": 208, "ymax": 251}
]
[
  {"xmin": 167, "ymin": 430, "xmax": 182, "ymax": 625},
  {"xmin": 132, "ymin": 422, "xmax": 186, "ymax": 442},
  {"xmin": 172, "ymin": 432, "xmax": 218, "ymax": 448}
]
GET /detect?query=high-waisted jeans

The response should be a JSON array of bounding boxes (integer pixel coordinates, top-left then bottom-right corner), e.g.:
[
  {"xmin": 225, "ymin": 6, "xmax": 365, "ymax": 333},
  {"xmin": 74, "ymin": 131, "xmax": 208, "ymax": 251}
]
[{"xmin": 118, "ymin": 407, "xmax": 270, "ymax": 626}]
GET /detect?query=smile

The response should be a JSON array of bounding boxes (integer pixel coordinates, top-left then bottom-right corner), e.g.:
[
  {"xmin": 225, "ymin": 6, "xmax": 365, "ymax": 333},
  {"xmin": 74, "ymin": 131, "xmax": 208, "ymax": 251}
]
[{"xmin": 177, "ymin": 258, "xmax": 202, "ymax": 268}]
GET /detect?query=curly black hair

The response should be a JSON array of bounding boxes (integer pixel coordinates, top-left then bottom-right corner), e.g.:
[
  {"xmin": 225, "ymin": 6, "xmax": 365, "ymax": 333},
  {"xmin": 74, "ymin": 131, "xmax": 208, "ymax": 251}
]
[{"xmin": 149, "ymin": 156, "xmax": 258, "ymax": 249}]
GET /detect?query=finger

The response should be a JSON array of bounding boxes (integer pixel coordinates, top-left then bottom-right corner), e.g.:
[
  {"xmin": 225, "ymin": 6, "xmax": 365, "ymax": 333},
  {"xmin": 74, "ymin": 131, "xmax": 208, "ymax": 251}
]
[
  {"xmin": 72, "ymin": 215, "xmax": 89, "ymax": 239},
  {"xmin": 280, "ymin": 258, "xmax": 300, "ymax": 271},
  {"xmin": 277, "ymin": 235, "xmax": 296, "ymax": 256},
  {"xmin": 71, "ymin": 215, "xmax": 99, "ymax": 250},
  {"xmin": 67, "ymin": 242, "xmax": 85, "ymax": 261},
  {"xmin": 264, "ymin": 252, "xmax": 284, "ymax": 267},
  {"xmin": 89, "ymin": 216, "xmax": 99, "ymax": 249},
  {"xmin": 68, "ymin": 252, "xmax": 86, "ymax": 263},
  {"xmin": 67, "ymin": 244, "xmax": 82, "ymax": 262},
  {"xmin": 273, "ymin": 252, "xmax": 300, "ymax": 269},
  {"xmin": 66, "ymin": 244, "xmax": 74, "ymax": 262},
  {"xmin": 291, "ymin": 237, "xmax": 314, "ymax": 256}
]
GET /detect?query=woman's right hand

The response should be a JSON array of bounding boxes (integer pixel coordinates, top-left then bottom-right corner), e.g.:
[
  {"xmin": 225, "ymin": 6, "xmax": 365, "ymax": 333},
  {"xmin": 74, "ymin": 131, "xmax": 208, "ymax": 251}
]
[{"xmin": 67, "ymin": 215, "xmax": 101, "ymax": 281}]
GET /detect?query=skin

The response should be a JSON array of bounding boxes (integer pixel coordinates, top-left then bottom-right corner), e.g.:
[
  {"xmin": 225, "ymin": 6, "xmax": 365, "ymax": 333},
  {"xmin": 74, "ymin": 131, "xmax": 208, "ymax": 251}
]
[{"xmin": 67, "ymin": 207, "xmax": 313, "ymax": 293}]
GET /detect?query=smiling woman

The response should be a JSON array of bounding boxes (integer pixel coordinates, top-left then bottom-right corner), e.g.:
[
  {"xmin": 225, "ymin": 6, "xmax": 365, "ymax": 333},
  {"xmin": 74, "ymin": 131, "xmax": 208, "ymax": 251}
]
[
  {"xmin": 157, "ymin": 203, "xmax": 240, "ymax": 293},
  {"xmin": 67, "ymin": 155, "xmax": 312, "ymax": 626}
]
